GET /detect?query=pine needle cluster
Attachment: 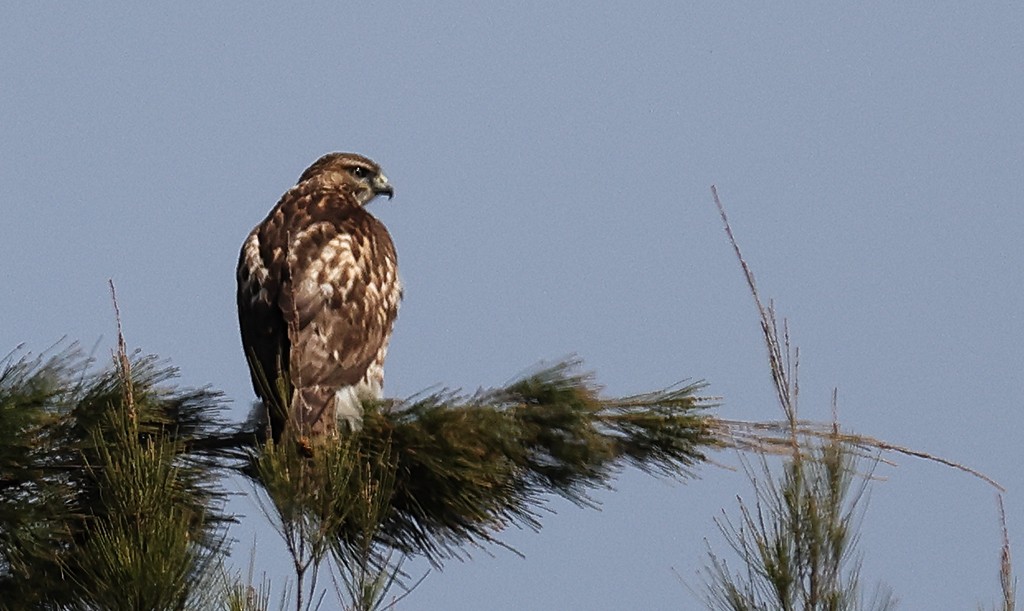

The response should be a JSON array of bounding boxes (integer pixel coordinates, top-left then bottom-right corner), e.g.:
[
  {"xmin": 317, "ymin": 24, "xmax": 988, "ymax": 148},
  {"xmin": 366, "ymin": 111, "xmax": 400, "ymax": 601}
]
[
  {"xmin": 1, "ymin": 338, "xmax": 721, "ymax": 609},
  {"xmin": 249, "ymin": 359, "xmax": 718, "ymax": 568},
  {"xmin": 700, "ymin": 433, "xmax": 897, "ymax": 611},
  {"xmin": 0, "ymin": 344, "xmax": 231, "ymax": 609}
]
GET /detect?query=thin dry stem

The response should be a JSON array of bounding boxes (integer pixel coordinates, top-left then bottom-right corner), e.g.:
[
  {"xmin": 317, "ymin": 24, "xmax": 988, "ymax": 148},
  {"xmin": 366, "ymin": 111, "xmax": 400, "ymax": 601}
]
[
  {"xmin": 712, "ymin": 186, "xmax": 797, "ymax": 442},
  {"xmin": 108, "ymin": 279, "xmax": 135, "ymax": 421},
  {"xmin": 997, "ymin": 493, "xmax": 1016, "ymax": 609},
  {"xmin": 709, "ymin": 185, "xmax": 1003, "ymax": 494},
  {"xmin": 707, "ymin": 418, "xmax": 1002, "ymax": 491}
]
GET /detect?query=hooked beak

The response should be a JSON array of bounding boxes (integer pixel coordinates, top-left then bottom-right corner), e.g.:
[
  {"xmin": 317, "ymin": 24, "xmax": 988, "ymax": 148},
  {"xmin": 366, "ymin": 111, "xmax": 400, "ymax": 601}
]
[{"xmin": 372, "ymin": 173, "xmax": 394, "ymax": 200}]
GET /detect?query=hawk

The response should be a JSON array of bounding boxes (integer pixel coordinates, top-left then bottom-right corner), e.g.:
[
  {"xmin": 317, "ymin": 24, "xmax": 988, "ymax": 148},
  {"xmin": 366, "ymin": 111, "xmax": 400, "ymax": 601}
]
[{"xmin": 236, "ymin": 152, "xmax": 401, "ymax": 442}]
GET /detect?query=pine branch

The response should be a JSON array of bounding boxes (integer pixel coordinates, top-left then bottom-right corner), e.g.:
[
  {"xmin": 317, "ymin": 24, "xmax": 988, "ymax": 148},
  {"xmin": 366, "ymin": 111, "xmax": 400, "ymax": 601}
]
[
  {"xmin": 247, "ymin": 357, "xmax": 719, "ymax": 566},
  {"xmin": 0, "ymin": 343, "xmax": 232, "ymax": 609}
]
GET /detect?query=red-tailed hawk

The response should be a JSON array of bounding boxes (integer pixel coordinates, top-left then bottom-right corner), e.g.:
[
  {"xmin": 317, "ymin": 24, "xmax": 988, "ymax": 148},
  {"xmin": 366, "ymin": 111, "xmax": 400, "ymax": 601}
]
[{"xmin": 237, "ymin": 152, "xmax": 401, "ymax": 442}]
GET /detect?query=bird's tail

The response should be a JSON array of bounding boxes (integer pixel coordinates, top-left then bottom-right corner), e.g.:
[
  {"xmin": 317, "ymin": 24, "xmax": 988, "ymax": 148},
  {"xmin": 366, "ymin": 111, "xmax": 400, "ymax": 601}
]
[
  {"xmin": 292, "ymin": 385, "xmax": 364, "ymax": 438},
  {"xmin": 293, "ymin": 386, "xmax": 336, "ymax": 437}
]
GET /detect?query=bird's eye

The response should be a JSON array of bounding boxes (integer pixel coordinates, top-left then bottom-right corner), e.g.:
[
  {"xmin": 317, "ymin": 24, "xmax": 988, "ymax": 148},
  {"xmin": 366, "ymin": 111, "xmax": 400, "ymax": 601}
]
[{"xmin": 351, "ymin": 167, "xmax": 367, "ymax": 178}]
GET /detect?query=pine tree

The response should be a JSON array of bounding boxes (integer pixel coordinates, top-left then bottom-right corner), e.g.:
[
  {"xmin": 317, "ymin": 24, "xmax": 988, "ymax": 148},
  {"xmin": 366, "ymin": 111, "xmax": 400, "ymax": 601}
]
[
  {"xmin": 0, "ymin": 336, "xmax": 722, "ymax": 609},
  {"xmin": 0, "ymin": 342, "xmax": 231, "ymax": 610}
]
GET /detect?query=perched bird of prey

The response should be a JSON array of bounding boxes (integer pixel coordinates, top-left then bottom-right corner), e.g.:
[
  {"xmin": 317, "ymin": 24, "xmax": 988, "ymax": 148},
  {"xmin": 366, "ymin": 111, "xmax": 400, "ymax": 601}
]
[{"xmin": 237, "ymin": 152, "xmax": 401, "ymax": 441}]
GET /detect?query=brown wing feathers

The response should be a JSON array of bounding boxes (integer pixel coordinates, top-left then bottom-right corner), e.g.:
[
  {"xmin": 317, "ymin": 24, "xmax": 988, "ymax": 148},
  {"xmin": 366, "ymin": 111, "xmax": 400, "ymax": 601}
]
[{"xmin": 236, "ymin": 153, "xmax": 400, "ymax": 442}]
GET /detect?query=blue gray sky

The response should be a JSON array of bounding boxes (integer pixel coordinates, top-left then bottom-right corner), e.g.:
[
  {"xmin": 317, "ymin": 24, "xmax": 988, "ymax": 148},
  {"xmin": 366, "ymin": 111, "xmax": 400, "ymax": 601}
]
[{"xmin": 2, "ymin": 4, "xmax": 1022, "ymax": 609}]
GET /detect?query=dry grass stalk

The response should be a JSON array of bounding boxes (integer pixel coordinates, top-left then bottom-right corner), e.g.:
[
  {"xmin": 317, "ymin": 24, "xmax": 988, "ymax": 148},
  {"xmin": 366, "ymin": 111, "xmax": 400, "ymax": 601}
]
[{"xmin": 707, "ymin": 185, "xmax": 1002, "ymax": 492}]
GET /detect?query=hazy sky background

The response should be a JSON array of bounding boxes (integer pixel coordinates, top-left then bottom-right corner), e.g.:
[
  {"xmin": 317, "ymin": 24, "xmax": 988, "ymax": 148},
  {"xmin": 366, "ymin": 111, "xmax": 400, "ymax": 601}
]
[{"xmin": 2, "ymin": 4, "xmax": 1022, "ymax": 609}]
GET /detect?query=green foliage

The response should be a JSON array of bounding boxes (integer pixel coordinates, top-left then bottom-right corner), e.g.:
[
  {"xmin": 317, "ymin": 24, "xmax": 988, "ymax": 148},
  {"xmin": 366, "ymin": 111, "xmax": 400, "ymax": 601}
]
[
  {"xmin": 700, "ymin": 434, "xmax": 896, "ymax": 611},
  {"xmin": 315, "ymin": 360, "xmax": 714, "ymax": 563},
  {"xmin": 252, "ymin": 435, "xmax": 400, "ymax": 611},
  {"xmin": 702, "ymin": 189, "xmax": 896, "ymax": 611},
  {"xmin": 246, "ymin": 358, "xmax": 718, "ymax": 608},
  {"xmin": 0, "ymin": 344, "xmax": 231, "ymax": 610},
  {"xmin": 1, "ymin": 340, "xmax": 719, "ymax": 609}
]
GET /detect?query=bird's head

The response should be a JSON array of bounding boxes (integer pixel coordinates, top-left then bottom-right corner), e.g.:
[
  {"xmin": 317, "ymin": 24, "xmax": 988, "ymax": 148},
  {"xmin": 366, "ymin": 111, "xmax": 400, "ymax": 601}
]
[{"xmin": 298, "ymin": 152, "xmax": 394, "ymax": 205}]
